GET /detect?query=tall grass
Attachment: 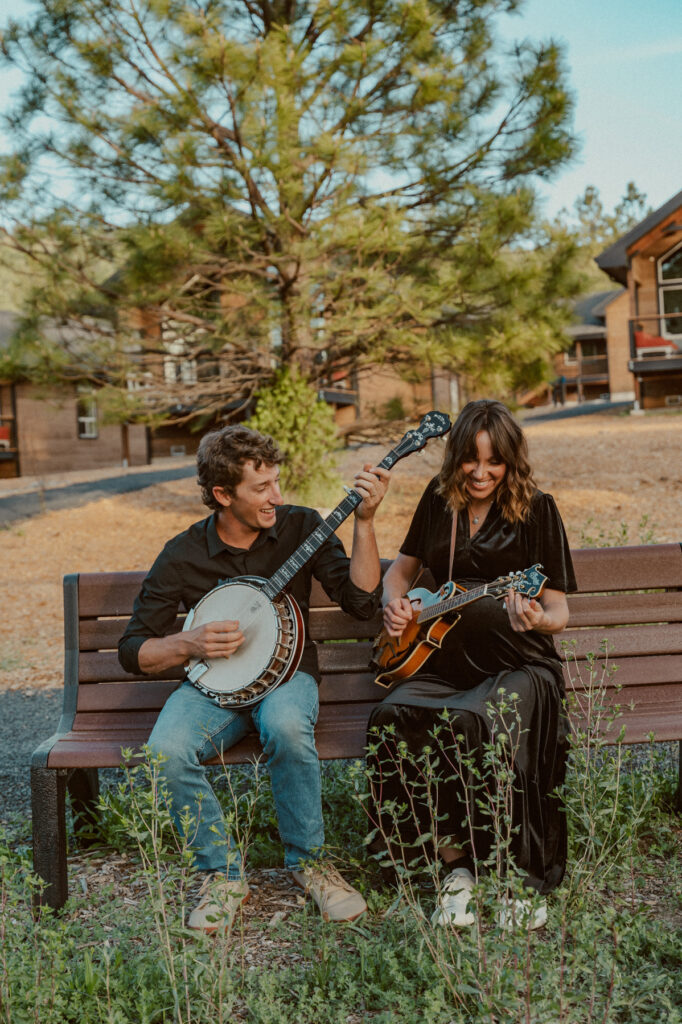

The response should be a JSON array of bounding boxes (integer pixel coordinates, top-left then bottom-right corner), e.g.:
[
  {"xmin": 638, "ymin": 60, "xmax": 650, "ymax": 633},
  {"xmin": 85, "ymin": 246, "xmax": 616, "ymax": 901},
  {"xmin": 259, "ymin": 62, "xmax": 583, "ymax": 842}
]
[{"xmin": 0, "ymin": 655, "xmax": 680, "ymax": 1023}]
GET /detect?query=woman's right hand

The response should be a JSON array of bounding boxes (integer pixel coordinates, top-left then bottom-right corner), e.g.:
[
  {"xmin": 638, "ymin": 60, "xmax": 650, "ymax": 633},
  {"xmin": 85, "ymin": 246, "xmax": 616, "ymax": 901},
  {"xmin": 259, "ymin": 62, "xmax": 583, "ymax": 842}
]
[{"xmin": 383, "ymin": 597, "xmax": 414, "ymax": 637}]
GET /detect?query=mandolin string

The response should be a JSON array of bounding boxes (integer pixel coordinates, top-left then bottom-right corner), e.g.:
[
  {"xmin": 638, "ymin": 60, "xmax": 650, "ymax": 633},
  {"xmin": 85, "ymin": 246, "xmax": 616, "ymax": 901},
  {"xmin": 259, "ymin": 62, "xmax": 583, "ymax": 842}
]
[
  {"xmin": 416, "ymin": 583, "xmax": 493, "ymax": 625},
  {"xmin": 415, "ymin": 569, "xmax": 541, "ymax": 625}
]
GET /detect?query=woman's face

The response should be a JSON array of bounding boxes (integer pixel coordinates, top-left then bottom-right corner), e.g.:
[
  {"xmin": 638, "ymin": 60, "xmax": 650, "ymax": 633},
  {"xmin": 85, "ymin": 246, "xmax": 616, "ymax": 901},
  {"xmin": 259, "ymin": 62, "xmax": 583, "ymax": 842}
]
[{"xmin": 460, "ymin": 429, "xmax": 507, "ymax": 503}]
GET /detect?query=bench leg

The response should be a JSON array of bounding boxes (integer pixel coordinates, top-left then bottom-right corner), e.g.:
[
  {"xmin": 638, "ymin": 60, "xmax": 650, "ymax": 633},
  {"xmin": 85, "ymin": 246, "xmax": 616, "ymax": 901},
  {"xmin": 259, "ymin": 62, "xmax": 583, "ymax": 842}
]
[
  {"xmin": 31, "ymin": 766, "xmax": 68, "ymax": 911},
  {"xmin": 68, "ymin": 767, "xmax": 100, "ymax": 848},
  {"xmin": 676, "ymin": 740, "xmax": 682, "ymax": 814}
]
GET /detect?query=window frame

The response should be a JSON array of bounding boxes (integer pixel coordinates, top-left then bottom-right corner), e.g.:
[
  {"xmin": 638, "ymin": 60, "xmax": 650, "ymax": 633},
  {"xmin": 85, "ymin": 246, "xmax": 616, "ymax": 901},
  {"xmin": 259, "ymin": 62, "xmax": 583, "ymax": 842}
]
[
  {"xmin": 658, "ymin": 240, "xmax": 682, "ymax": 340},
  {"xmin": 76, "ymin": 387, "xmax": 99, "ymax": 440}
]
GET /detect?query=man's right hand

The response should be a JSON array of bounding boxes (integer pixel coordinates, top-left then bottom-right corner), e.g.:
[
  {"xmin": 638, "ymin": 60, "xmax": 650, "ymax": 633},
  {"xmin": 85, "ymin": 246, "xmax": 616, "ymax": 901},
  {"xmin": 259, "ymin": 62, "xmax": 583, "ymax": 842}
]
[
  {"xmin": 137, "ymin": 620, "xmax": 244, "ymax": 675},
  {"xmin": 184, "ymin": 619, "xmax": 244, "ymax": 660}
]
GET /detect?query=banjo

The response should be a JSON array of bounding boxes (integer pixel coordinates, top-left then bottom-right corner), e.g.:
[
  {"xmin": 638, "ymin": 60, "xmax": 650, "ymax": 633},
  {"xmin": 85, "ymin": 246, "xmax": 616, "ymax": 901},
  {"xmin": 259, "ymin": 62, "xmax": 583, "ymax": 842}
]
[{"xmin": 182, "ymin": 411, "xmax": 451, "ymax": 708}]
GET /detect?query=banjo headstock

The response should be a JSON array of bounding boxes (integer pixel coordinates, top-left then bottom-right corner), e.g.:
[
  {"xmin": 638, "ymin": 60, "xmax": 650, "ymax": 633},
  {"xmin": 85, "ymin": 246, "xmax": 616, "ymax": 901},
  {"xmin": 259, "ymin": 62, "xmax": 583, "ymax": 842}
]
[{"xmin": 378, "ymin": 411, "xmax": 451, "ymax": 470}]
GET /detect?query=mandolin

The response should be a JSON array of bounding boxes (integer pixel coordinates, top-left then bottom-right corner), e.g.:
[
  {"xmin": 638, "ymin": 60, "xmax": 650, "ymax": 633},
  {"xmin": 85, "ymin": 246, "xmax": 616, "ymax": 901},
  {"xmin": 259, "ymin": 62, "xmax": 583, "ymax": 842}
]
[{"xmin": 371, "ymin": 564, "xmax": 548, "ymax": 688}]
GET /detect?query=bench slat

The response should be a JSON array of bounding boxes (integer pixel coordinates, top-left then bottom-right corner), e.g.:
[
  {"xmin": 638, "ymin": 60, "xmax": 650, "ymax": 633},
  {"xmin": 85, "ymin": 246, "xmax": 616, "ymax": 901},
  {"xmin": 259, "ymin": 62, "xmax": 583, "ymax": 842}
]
[
  {"xmin": 44, "ymin": 696, "xmax": 682, "ymax": 771},
  {"xmin": 308, "ymin": 608, "xmax": 382, "ymax": 640},
  {"xmin": 558, "ymin": 623, "xmax": 682, "ymax": 658},
  {"xmin": 75, "ymin": 672, "xmax": 384, "ymax": 713},
  {"xmin": 78, "ymin": 640, "xmax": 382, "ymax": 683},
  {"xmin": 77, "ymin": 680, "xmax": 179, "ymax": 711},
  {"xmin": 566, "ymin": 591, "xmax": 682, "ymax": 627},
  {"xmin": 76, "ymin": 572, "xmax": 346, "ymax": 617},
  {"xmin": 570, "ymin": 544, "xmax": 682, "ymax": 592},
  {"xmin": 78, "ymin": 609, "xmax": 383, "ymax": 650},
  {"xmin": 78, "ymin": 592, "xmax": 682, "ymax": 654},
  {"xmin": 79, "ymin": 617, "xmax": 184, "ymax": 651},
  {"xmin": 563, "ymin": 653, "xmax": 682, "ymax": 688}
]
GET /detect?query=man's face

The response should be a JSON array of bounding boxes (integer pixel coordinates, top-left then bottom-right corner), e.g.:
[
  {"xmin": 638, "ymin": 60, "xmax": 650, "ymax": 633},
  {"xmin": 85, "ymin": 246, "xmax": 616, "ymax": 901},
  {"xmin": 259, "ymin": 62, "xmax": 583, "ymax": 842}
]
[{"xmin": 214, "ymin": 460, "xmax": 283, "ymax": 533}]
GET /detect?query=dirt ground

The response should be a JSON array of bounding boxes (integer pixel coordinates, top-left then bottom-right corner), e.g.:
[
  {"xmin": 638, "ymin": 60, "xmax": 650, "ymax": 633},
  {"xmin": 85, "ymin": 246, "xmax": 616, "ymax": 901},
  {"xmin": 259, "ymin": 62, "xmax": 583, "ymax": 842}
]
[{"xmin": 1, "ymin": 410, "xmax": 681, "ymax": 694}]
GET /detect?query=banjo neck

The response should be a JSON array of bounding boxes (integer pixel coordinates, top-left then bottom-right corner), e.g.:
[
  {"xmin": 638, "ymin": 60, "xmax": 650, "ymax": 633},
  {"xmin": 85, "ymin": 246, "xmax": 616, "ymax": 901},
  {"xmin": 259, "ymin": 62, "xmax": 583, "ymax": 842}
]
[
  {"xmin": 263, "ymin": 450, "xmax": 397, "ymax": 601},
  {"xmin": 262, "ymin": 419, "xmax": 447, "ymax": 601}
]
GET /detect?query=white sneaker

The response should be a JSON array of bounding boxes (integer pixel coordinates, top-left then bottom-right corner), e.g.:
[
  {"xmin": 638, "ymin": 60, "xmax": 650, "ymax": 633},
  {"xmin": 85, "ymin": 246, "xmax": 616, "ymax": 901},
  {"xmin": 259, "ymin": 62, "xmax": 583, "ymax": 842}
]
[
  {"xmin": 497, "ymin": 896, "xmax": 547, "ymax": 931},
  {"xmin": 187, "ymin": 874, "xmax": 250, "ymax": 934},
  {"xmin": 431, "ymin": 867, "xmax": 476, "ymax": 928}
]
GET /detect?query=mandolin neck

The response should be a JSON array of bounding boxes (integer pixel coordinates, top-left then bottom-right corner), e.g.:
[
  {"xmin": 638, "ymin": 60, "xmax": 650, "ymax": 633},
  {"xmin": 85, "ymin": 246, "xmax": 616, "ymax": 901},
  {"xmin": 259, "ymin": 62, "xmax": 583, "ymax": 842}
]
[{"xmin": 416, "ymin": 582, "xmax": 500, "ymax": 624}]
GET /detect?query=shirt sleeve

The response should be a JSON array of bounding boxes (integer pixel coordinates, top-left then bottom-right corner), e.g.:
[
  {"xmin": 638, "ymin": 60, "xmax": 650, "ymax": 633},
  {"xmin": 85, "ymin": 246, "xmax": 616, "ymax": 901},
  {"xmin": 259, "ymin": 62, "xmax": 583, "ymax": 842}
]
[
  {"xmin": 117, "ymin": 547, "xmax": 184, "ymax": 675},
  {"xmin": 526, "ymin": 492, "xmax": 577, "ymax": 594},
  {"xmin": 309, "ymin": 515, "xmax": 382, "ymax": 620}
]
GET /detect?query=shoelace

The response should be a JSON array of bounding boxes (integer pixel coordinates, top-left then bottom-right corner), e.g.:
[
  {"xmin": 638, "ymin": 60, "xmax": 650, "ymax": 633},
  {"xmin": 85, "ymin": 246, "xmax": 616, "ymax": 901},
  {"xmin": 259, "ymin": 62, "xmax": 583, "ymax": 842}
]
[{"xmin": 306, "ymin": 865, "xmax": 354, "ymax": 893}]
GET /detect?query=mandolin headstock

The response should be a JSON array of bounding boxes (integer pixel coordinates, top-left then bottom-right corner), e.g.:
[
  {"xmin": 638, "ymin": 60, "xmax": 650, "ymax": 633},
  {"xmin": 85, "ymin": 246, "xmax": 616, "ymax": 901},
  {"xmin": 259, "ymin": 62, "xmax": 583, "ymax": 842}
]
[{"xmin": 498, "ymin": 563, "xmax": 548, "ymax": 599}]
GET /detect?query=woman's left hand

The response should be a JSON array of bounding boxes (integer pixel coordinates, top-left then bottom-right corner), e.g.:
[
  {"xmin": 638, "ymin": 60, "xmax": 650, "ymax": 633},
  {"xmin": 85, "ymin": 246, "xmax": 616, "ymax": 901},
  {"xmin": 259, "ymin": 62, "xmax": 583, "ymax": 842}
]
[
  {"xmin": 505, "ymin": 589, "xmax": 546, "ymax": 632},
  {"xmin": 504, "ymin": 586, "xmax": 569, "ymax": 635}
]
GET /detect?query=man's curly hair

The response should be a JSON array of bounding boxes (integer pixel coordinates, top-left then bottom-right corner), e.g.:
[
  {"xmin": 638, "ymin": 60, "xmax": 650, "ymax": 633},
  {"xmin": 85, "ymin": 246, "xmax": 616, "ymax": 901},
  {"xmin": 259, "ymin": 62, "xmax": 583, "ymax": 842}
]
[
  {"xmin": 197, "ymin": 425, "xmax": 283, "ymax": 511},
  {"xmin": 437, "ymin": 399, "xmax": 536, "ymax": 524}
]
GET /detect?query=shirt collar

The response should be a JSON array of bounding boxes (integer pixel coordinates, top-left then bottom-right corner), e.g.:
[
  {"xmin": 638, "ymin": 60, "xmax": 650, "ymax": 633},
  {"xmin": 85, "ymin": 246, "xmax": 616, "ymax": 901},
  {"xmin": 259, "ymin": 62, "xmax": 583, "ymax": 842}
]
[{"xmin": 206, "ymin": 511, "xmax": 280, "ymax": 558}]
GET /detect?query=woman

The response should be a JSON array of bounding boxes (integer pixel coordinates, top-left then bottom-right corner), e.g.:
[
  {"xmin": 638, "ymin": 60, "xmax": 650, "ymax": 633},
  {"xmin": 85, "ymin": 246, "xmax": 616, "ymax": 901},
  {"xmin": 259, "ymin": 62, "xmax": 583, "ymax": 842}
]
[{"xmin": 368, "ymin": 399, "xmax": 576, "ymax": 929}]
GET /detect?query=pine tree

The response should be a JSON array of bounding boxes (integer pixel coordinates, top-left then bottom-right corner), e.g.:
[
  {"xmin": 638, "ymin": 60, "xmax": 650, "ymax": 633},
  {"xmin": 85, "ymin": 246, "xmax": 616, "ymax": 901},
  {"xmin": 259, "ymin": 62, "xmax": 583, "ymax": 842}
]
[{"xmin": 0, "ymin": 0, "xmax": 580, "ymax": 420}]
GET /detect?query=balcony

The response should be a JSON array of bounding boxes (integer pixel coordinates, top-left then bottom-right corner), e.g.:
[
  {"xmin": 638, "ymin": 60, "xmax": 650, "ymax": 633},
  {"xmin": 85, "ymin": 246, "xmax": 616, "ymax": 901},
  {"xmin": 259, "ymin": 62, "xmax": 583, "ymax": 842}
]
[
  {"xmin": 575, "ymin": 354, "xmax": 609, "ymax": 376},
  {"xmin": 628, "ymin": 313, "xmax": 682, "ymax": 374},
  {"xmin": 629, "ymin": 312, "xmax": 681, "ymax": 357}
]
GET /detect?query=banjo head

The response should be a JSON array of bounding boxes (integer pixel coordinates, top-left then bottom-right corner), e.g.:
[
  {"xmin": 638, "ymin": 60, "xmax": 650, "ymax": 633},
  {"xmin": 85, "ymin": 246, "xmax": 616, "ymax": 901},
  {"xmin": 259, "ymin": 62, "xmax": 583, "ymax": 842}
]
[{"xmin": 184, "ymin": 578, "xmax": 297, "ymax": 698}]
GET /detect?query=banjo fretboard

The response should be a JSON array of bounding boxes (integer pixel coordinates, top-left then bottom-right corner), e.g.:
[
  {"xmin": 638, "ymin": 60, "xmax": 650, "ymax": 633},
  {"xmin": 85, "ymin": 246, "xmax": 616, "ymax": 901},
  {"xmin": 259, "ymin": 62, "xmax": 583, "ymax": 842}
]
[{"xmin": 262, "ymin": 427, "xmax": 440, "ymax": 601}]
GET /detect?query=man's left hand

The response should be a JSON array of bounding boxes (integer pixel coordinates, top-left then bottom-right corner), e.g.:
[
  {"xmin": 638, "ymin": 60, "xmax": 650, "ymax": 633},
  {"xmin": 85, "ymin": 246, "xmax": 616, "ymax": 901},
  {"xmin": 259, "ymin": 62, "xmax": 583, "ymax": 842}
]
[{"xmin": 353, "ymin": 464, "xmax": 391, "ymax": 521}]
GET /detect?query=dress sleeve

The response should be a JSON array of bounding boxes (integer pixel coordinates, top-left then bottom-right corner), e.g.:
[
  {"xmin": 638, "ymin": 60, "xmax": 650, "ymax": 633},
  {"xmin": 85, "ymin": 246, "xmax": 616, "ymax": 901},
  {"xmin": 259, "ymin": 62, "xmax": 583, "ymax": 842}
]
[{"xmin": 525, "ymin": 493, "xmax": 577, "ymax": 594}]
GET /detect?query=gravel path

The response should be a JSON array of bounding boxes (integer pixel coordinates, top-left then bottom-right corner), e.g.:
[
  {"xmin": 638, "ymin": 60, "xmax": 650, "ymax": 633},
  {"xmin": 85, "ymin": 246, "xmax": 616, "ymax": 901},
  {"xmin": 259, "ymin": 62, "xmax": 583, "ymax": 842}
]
[
  {"xmin": 0, "ymin": 463, "xmax": 196, "ymax": 526},
  {"xmin": 1, "ymin": 688, "xmax": 61, "ymax": 826}
]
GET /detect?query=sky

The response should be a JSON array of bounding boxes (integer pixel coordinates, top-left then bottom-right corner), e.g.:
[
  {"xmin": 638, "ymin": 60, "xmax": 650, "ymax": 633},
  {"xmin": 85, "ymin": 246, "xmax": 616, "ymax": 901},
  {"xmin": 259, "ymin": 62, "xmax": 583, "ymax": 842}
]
[
  {"xmin": 498, "ymin": 0, "xmax": 682, "ymax": 220},
  {"xmin": 1, "ymin": 0, "xmax": 681, "ymax": 224}
]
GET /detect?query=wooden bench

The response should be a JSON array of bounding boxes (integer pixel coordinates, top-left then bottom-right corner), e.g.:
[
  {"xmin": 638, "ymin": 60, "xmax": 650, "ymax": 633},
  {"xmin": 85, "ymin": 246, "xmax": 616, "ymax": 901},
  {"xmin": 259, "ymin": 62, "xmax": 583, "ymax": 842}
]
[{"xmin": 31, "ymin": 543, "xmax": 682, "ymax": 909}]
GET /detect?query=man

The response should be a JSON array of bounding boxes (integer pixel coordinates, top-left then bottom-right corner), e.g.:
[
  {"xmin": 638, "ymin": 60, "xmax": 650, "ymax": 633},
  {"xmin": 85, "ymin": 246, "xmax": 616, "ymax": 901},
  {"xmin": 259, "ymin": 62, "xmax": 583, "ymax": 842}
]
[{"xmin": 118, "ymin": 425, "xmax": 390, "ymax": 932}]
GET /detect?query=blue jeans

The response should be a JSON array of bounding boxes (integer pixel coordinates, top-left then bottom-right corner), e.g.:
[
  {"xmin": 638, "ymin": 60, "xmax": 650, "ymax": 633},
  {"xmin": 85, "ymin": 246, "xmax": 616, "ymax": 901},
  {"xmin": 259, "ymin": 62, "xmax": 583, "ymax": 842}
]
[{"xmin": 146, "ymin": 671, "xmax": 323, "ymax": 874}]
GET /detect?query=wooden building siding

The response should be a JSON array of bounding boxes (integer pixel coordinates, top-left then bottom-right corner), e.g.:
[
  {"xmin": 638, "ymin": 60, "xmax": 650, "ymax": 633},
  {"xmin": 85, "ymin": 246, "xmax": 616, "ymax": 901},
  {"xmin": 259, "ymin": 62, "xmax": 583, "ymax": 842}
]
[
  {"xmin": 604, "ymin": 291, "xmax": 634, "ymax": 398},
  {"xmin": 592, "ymin": 193, "xmax": 682, "ymax": 410},
  {"xmin": 7, "ymin": 384, "xmax": 148, "ymax": 479}
]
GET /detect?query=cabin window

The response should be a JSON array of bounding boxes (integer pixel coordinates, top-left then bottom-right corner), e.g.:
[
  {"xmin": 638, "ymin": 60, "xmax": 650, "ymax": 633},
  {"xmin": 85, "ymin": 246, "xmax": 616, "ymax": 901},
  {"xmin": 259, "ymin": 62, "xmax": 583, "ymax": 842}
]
[
  {"xmin": 77, "ymin": 388, "xmax": 98, "ymax": 439},
  {"xmin": 658, "ymin": 242, "xmax": 682, "ymax": 338}
]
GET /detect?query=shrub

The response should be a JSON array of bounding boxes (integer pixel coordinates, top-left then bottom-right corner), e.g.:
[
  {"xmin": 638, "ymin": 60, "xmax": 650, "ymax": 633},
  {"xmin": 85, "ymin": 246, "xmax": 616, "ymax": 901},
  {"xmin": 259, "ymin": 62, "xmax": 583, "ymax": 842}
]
[{"xmin": 247, "ymin": 368, "xmax": 340, "ymax": 505}]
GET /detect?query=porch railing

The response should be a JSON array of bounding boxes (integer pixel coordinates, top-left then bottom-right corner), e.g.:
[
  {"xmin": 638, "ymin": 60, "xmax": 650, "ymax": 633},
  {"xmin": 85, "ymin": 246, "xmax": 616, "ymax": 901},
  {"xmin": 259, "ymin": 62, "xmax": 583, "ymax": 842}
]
[{"xmin": 629, "ymin": 313, "xmax": 682, "ymax": 360}]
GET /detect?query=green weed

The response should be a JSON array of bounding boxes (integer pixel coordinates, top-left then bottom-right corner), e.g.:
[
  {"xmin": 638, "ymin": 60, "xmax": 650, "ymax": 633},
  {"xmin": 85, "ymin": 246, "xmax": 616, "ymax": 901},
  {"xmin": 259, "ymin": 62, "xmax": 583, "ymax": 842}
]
[{"xmin": 0, "ymin": 661, "xmax": 679, "ymax": 1023}]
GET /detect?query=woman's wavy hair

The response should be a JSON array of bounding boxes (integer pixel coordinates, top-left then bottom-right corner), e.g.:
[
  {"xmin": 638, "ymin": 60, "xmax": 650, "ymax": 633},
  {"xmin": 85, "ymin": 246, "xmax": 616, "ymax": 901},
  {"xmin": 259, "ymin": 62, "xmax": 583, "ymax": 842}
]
[
  {"xmin": 197, "ymin": 425, "xmax": 283, "ymax": 511},
  {"xmin": 437, "ymin": 399, "xmax": 536, "ymax": 523}
]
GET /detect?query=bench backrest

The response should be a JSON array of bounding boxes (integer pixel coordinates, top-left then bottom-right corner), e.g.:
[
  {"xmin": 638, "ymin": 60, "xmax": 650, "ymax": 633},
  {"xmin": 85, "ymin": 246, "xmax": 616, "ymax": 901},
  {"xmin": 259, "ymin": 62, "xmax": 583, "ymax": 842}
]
[{"xmin": 66, "ymin": 543, "xmax": 682, "ymax": 749}]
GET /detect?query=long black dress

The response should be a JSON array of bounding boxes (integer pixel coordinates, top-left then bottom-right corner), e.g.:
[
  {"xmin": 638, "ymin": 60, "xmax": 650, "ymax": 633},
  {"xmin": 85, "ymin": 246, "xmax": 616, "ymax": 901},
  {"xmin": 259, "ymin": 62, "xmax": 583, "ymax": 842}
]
[{"xmin": 367, "ymin": 480, "xmax": 577, "ymax": 894}]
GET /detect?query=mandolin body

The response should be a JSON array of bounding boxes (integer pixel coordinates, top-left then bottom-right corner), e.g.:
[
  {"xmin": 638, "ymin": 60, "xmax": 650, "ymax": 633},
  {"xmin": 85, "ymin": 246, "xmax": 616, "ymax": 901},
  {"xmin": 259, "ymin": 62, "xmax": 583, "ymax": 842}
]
[
  {"xmin": 372, "ymin": 582, "xmax": 466, "ymax": 688},
  {"xmin": 371, "ymin": 564, "xmax": 547, "ymax": 690}
]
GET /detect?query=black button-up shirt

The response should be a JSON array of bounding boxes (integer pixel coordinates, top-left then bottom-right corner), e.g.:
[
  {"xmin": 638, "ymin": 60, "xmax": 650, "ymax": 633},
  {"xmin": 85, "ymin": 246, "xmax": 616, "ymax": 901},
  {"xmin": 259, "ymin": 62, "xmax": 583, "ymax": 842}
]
[{"xmin": 118, "ymin": 504, "xmax": 381, "ymax": 681}]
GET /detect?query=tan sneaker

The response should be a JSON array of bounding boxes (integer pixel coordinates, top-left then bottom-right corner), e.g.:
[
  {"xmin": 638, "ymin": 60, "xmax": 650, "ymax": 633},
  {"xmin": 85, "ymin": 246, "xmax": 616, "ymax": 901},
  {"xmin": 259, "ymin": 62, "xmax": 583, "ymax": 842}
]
[
  {"xmin": 187, "ymin": 874, "xmax": 250, "ymax": 934},
  {"xmin": 292, "ymin": 863, "xmax": 367, "ymax": 923}
]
